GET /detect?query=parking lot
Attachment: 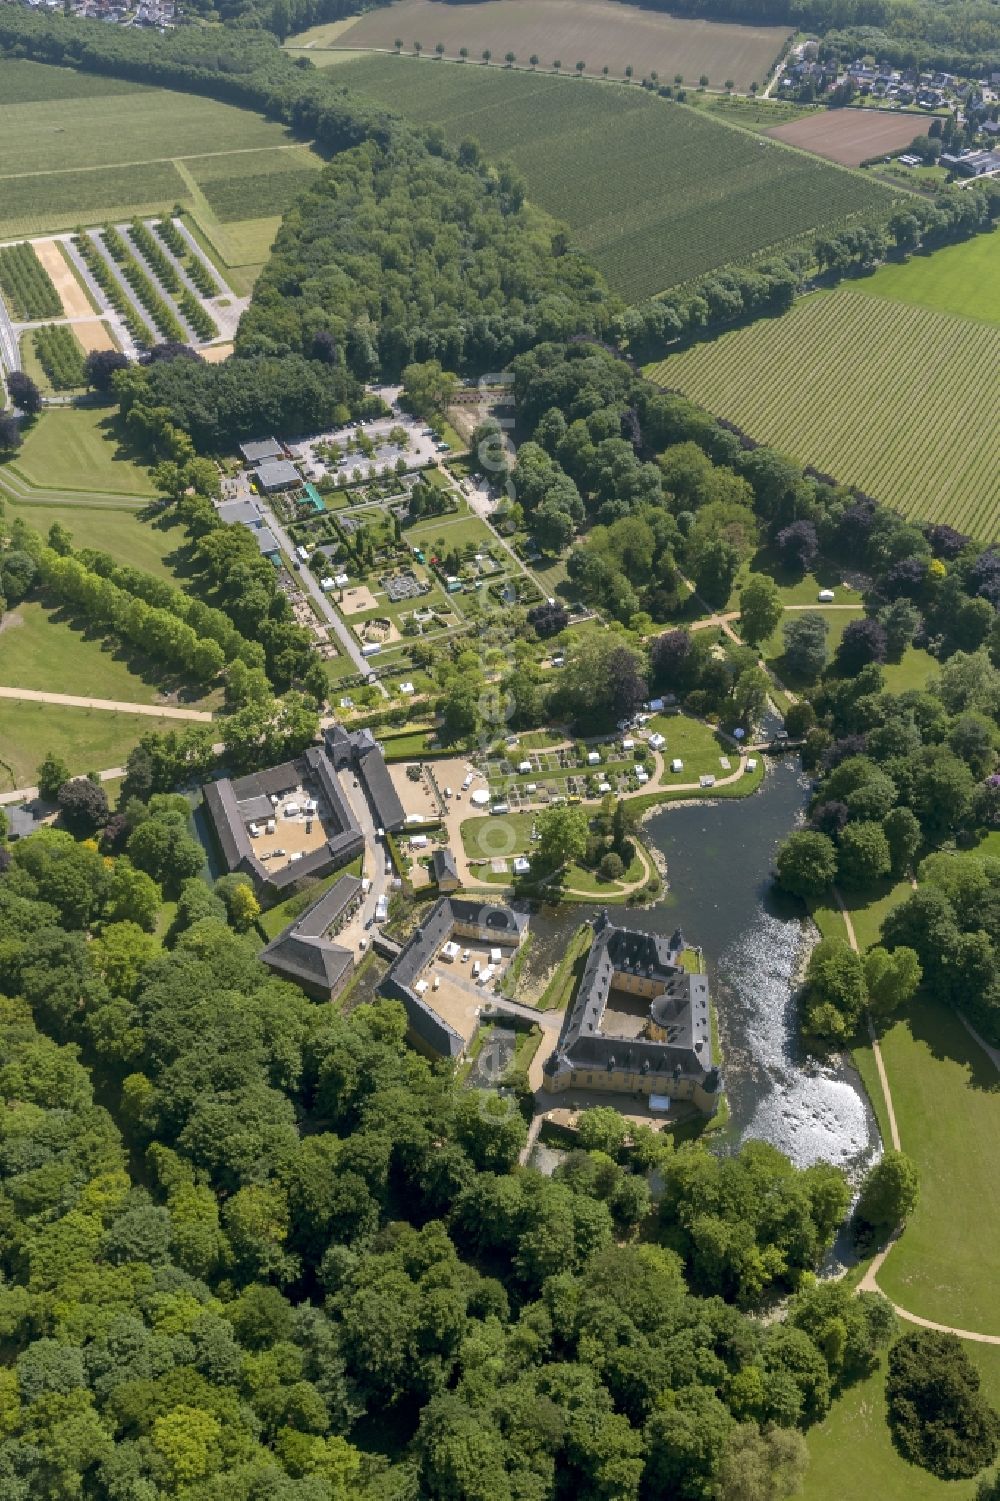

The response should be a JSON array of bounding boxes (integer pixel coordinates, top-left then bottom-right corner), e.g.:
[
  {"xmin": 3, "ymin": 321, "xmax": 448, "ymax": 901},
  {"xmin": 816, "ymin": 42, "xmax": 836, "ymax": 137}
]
[{"xmin": 287, "ymin": 399, "xmax": 445, "ymax": 486}]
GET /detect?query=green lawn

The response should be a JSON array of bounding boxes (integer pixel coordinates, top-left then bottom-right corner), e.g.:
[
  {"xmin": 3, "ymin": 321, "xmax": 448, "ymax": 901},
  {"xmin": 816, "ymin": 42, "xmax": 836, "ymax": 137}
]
[
  {"xmin": 2, "ymin": 408, "xmax": 156, "ymax": 497},
  {"xmin": 873, "ymin": 999, "xmax": 1000, "ymax": 1334},
  {"xmin": 881, "ymin": 645, "xmax": 939, "ymax": 693},
  {"xmin": 803, "ymin": 1346, "xmax": 1000, "ymax": 1501},
  {"xmin": 0, "ymin": 600, "xmax": 218, "ymax": 708},
  {"xmin": 853, "ymin": 229, "xmax": 1000, "ymax": 328},
  {"xmin": 0, "ymin": 701, "xmax": 187, "ymax": 790},
  {"xmin": 734, "ymin": 545, "xmax": 863, "ymax": 610},
  {"xmin": 461, "ymin": 811, "xmax": 536, "ymax": 860},
  {"xmin": 761, "ymin": 605, "xmax": 864, "ymax": 688},
  {"xmin": 811, "ymin": 878, "xmax": 912, "ymax": 954},
  {"xmin": 0, "ymin": 498, "xmax": 182, "ymax": 581},
  {"xmin": 646, "ymin": 713, "xmax": 737, "ymax": 779},
  {"xmin": 402, "ymin": 512, "xmax": 499, "ymax": 556}
]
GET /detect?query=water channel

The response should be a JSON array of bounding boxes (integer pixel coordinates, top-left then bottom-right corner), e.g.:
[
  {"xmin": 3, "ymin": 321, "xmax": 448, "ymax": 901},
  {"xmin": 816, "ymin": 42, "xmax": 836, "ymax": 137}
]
[{"xmin": 524, "ymin": 753, "xmax": 880, "ymax": 1175}]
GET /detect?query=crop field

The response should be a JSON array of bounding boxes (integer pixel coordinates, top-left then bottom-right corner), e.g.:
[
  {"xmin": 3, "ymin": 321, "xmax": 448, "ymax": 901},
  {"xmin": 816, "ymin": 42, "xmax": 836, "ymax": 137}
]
[
  {"xmin": 766, "ymin": 107, "xmax": 927, "ymax": 166},
  {"xmin": 852, "ymin": 227, "xmax": 1000, "ymax": 325},
  {"xmin": 648, "ymin": 288, "xmax": 1000, "ymax": 535},
  {"xmin": 339, "ymin": 57, "xmax": 899, "ymax": 298},
  {"xmin": 0, "ymin": 58, "xmax": 313, "ymax": 282},
  {"xmin": 0, "ymin": 57, "xmax": 150, "ymax": 104},
  {"xmin": 323, "ymin": 0, "xmax": 790, "ymax": 91},
  {"xmin": 186, "ymin": 147, "xmax": 321, "ymax": 223}
]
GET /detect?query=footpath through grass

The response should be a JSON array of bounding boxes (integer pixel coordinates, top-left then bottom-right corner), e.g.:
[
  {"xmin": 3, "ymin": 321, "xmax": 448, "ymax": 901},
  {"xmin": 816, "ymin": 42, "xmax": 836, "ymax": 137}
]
[
  {"xmin": 873, "ymin": 997, "xmax": 1000, "ymax": 1335},
  {"xmin": 0, "ymin": 700, "xmax": 187, "ymax": 790},
  {"xmin": 0, "ymin": 600, "xmax": 220, "ymax": 710}
]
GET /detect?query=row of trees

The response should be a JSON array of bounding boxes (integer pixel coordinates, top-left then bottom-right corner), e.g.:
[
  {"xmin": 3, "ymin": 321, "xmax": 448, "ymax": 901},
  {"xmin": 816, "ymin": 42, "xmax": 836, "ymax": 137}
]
[{"xmin": 620, "ymin": 182, "xmax": 1000, "ymax": 359}]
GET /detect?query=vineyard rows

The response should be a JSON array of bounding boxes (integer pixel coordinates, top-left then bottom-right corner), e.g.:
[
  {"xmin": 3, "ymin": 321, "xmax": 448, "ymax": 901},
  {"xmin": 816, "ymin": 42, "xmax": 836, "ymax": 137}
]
[
  {"xmin": 337, "ymin": 56, "xmax": 900, "ymax": 301},
  {"xmin": 649, "ymin": 289, "xmax": 1000, "ymax": 537},
  {"xmin": 0, "ymin": 241, "xmax": 61, "ymax": 320}
]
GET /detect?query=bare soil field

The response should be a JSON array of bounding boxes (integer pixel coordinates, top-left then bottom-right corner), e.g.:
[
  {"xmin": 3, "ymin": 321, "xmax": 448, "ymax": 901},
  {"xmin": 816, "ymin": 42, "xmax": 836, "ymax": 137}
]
[
  {"xmin": 71, "ymin": 318, "xmax": 117, "ymax": 353},
  {"xmin": 766, "ymin": 107, "xmax": 923, "ymax": 166},
  {"xmin": 340, "ymin": 584, "xmax": 379, "ymax": 615},
  {"xmin": 201, "ymin": 341, "xmax": 234, "ymax": 363},
  {"xmin": 328, "ymin": 0, "xmax": 789, "ymax": 90},
  {"xmin": 32, "ymin": 238, "xmax": 93, "ymax": 318}
]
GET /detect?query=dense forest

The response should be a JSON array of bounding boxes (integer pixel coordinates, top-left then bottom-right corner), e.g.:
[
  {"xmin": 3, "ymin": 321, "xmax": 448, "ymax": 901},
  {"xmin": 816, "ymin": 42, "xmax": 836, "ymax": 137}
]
[
  {"xmin": 0, "ymin": 803, "xmax": 904, "ymax": 1500},
  {"xmin": 237, "ymin": 136, "xmax": 610, "ymax": 377}
]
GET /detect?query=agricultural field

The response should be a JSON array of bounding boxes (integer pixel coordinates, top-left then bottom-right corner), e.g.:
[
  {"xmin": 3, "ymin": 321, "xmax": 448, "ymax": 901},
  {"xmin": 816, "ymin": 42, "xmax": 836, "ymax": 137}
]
[
  {"xmin": 649, "ymin": 288, "xmax": 1000, "ymax": 534},
  {"xmin": 338, "ymin": 56, "xmax": 899, "ymax": 299},
  {"xmin": 766, "ymin": 106, "xmax": 925, "ymax": 166},
  {"xmin": 853, "ymin": 227, "xmax": 1000, "ymax": 326},
  {"xmin": 0, "ymin": 58, "xmax": 321, "ymax": 293},
  {"xmin": 0, "ymin": 57, "xmax": 152, "ymax": 105},
  {"xmin": 315, "ymin": 0, "xmax": 790, "ymax": 91},
  {"xmin": 185, "ymin": 147, "xmax": 321, "ymax": 224},
  {"xmin": 0, "ymin": 240, "xmax": 61, "ymax": 320},
  {"xmin": 30, "ymin": 325, "xmax": 88, "ymax": 393}
]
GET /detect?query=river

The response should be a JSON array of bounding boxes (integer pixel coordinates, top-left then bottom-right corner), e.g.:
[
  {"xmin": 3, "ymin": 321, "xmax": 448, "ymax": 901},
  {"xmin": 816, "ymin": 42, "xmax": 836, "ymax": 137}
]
[{"xmin": 524, "ymin": 754, "xmax": 880, "ymax": 1174}]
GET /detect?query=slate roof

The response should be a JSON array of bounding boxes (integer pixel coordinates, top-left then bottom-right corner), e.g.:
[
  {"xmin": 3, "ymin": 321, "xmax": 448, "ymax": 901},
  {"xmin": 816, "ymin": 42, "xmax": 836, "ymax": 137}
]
[
  {"xmin": 217, "ymin": 498, "xmax": 262, "ymax": 527},
  {"xmin": 240, "ymin": 438, "xmax": 283, "ymax": 464},
  {"xmin": 6, "ymin": 804, "xmax": 42, "ymax": 840},
  {"xmin": 260, "ymin": 872, "xmax": 362, "ymax": 995},
  {"xmin": 379, "ymin": 897, "xmax": 527, "ymax": 1058},
  {"xmin": 294, "ymin": 873, "xmax": 363, "ymax": 937},
  {"xmin": 254, "ymin": 460, "xmax": 300, "ymax": 492},
  {"xmin": 254, "ymin": 526, "xmax": 281, "ymax": 556},
  {"xmin": 432, "ymin": 848, "xmax": 459, "ymax": 886},
  {"xmin": 202, "ymin": 744, "xmax": 363, "ymax": 895},
  {"xmin": 544, "ymin": 912, "xmax": 713, "ymax": 1084},
  {"xmin": 350, "ymin": 729, "xmax": 406, "ymax": 832}
]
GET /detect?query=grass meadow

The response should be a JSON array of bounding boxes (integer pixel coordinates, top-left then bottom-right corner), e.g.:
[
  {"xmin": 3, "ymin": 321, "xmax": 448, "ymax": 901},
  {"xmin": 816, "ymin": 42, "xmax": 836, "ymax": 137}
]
[
  {"xmin": 803, "ymin": 1345, "xmax": 1000, "ymax": 1501},
  {"xmin": 2, "ymin": 408, "xmax": 156, "ymax": 498},
  {"xmin": 337, "ymin": 56, "xmax": 898, "ymax": 299},
  {"xmin": 0, "ymin": 495, "xmax": 181, "ymax": 581},
  {"xmin": 0, "ymin": 600, "xmax": 220, "ymax": 710},
  {"xmin": 649, "ymin": 287, "xmax": 1000, "ymax": 535},
  {"xmin": 872, "ymin": 998, "xmax": 1000, "ymax": 1335},
  {"xmin": 0, "ymin": 701, "xmax": 186, "ymax": 790},
  {"xmin": 853, "ymin": 227, "xmax": 1000, "ymax": 325},
  {"xmin": 318, "ymin": 0, "xmax": 790, "ymax": 92}
]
